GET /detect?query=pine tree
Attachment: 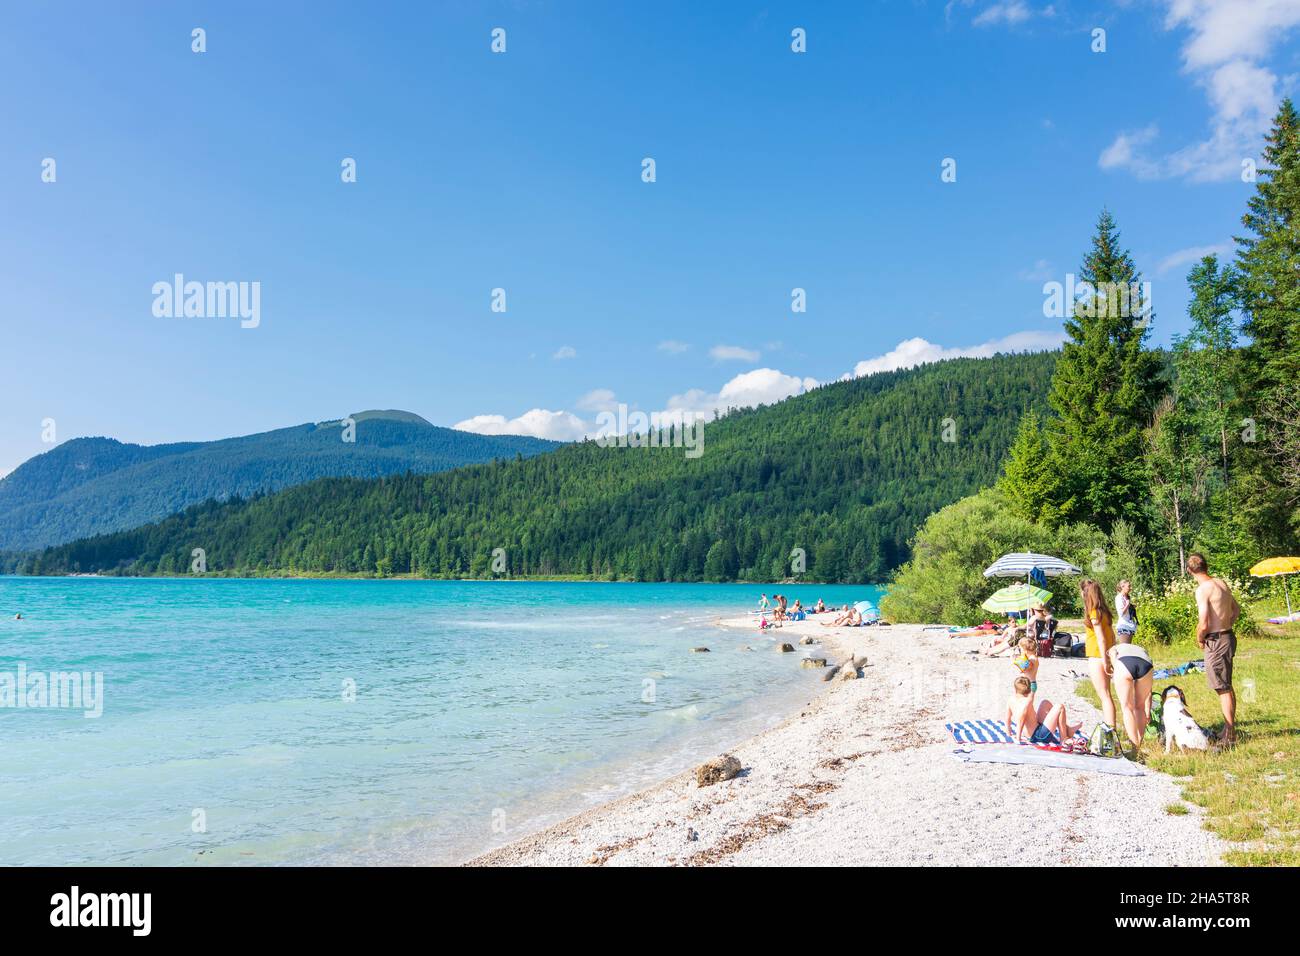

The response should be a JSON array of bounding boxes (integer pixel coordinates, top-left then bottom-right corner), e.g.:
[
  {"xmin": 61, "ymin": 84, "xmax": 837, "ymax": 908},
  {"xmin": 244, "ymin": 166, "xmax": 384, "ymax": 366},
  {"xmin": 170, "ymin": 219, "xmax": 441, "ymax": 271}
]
[
  {"xmin": 1041, "ymin": 210, "xmax": 1165, "ymax": 531},
  {"xmin": 997, "ymin": 409, "xmax": 1049, "ymax": 520},
  {"xmin": 1237, "ymin": 98, "xmax": 1300, "ymax": 396},
  {"xmin": 1174, "ymin": 255, "xmax": 1242, "ymax": 489}
]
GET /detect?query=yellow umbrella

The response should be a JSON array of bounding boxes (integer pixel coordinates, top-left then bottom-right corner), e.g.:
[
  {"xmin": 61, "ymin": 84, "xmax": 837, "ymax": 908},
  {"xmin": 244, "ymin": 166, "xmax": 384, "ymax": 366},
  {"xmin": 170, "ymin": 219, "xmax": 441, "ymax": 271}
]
[{"xmin": 1250, "ymin": 556, "xmax": 1300, "ymax": 617}]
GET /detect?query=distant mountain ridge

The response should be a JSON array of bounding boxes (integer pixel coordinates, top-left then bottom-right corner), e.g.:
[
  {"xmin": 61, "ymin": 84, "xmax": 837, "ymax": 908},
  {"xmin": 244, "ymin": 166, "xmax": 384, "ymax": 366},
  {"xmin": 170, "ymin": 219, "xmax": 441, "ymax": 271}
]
[
  {"xmin": 20, "ymin": 352, "xmax": 1060, "ymax": 580},
  {"xmin": 0, "ymin": 411, "xmax": 559, "ymax": 551}
]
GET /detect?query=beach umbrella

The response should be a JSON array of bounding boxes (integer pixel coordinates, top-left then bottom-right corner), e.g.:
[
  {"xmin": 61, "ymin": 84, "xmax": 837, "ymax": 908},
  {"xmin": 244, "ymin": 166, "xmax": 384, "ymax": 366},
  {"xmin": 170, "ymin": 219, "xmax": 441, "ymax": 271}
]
[
  {"xmin": 983, "ymin": 552, "xmax": 1081, "ymax": 579},
  {"xmin": 981, "ymin": 583, "xmax": 1053, "ymax": 614},
  {"xmin": 1250, "ymin": 556, "xmax": 1300, "ymax": 617},
  {"xmin": 853, "ymin": 600, "xmax": 877, "ymax": 613}
]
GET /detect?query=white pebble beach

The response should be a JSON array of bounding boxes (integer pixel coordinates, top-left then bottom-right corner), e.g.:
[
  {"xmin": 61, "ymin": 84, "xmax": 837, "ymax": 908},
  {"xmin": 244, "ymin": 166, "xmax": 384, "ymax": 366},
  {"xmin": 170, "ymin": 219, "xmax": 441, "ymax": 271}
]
[{"xmin": 467, "ymin": 618, "xmax": 1226, "ymax": 866}]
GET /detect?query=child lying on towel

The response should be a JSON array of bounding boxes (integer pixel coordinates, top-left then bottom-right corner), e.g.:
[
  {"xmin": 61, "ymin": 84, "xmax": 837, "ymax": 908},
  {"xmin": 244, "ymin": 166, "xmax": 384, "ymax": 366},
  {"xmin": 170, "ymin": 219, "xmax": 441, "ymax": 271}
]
[{"xmin": 1006, "ymin": 676, "xmax": 1084, "ymax": 751}]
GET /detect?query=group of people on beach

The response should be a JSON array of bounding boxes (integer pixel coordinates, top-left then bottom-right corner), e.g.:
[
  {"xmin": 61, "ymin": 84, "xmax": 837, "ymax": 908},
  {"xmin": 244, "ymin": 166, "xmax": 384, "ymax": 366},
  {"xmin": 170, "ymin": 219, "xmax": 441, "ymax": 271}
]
[
  {"xmin": 757, "ymin": 593, "xmax": 835, "ymax": 625},
  {"xmin": 995, "ymin": 553, "xmax": 1242, "ymax": 752},
  {"xmin": 1083, "ymin": 554, "xmax": 1241, "ymax": 750}
]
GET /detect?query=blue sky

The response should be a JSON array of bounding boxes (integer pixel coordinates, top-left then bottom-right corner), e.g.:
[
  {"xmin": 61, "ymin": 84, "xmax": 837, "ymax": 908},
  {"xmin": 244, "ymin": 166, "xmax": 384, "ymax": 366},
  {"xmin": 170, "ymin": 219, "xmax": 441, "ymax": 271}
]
[{"xmin": 3, "ymin": 0, "xmax": 1297, "ymax": 475}]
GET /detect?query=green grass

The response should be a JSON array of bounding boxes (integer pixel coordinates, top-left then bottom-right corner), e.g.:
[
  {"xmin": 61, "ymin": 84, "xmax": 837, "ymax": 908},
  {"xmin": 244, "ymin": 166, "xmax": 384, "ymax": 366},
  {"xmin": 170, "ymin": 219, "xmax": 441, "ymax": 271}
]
[
  {"xmin": 1075, "ymin": 613, "xmax": 1300, "ymax": 866},
  {"xmin": 1164, "ymin": 803, "xmax": 1190, "ymax": 816}
]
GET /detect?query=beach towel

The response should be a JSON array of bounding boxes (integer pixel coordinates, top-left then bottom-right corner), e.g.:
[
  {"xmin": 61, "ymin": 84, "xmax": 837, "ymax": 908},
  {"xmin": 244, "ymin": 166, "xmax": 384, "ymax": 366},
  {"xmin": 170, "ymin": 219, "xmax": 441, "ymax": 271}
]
[
  {"xmin": 1151, "ymin": 660, "xmax": 1204, "ymax": 681},
  {"xmin": 945, "ymin": 719, "xmax": 1087, "ymax": 747},
  {"xmin": 953, "ymin": 744, "xmax": 1146, "ymax": 777},
  {"xmin": 1268, "ymin": 612, "xmax": 1300, "ymax": 624}
]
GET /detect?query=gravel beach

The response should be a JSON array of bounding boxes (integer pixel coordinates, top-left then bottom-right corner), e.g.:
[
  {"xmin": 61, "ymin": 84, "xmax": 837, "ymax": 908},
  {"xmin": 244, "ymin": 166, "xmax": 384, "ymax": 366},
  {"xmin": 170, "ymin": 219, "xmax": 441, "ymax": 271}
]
[{"xmin": 467, "ymin": 619, "xmax": 1225, "ymax": 866}]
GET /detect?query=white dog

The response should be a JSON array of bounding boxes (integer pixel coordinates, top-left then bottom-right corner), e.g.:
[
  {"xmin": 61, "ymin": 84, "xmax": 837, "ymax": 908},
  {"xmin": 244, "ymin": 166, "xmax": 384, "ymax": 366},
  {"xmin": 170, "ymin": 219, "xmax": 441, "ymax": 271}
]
[{"xmin": 1161, "ymin": 686, "xmax": 1211, "ymax": 753}]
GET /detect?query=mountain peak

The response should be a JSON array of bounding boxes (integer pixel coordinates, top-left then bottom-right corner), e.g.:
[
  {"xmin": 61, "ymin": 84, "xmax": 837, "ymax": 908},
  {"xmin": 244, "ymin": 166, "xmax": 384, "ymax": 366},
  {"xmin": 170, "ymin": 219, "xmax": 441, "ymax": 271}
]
[{"xmin": 345, "ymin": 409, "xmax": 432, "ymax": 426}]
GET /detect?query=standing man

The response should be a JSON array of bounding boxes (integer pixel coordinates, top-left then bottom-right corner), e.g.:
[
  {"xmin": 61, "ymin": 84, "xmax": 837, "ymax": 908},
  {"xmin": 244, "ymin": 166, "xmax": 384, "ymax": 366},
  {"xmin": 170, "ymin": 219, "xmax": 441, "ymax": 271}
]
[{"xmin": 1187, "ymin": 553, "xmax": 1242, "ymax": 747}]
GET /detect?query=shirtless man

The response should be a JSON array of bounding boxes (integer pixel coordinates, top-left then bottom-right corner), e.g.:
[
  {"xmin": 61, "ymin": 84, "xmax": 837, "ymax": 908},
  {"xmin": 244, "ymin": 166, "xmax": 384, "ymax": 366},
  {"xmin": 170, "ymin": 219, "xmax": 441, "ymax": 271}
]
[{"xmin": 1188, "ymin": 553, "xmax": 1242, "ymax": 746}]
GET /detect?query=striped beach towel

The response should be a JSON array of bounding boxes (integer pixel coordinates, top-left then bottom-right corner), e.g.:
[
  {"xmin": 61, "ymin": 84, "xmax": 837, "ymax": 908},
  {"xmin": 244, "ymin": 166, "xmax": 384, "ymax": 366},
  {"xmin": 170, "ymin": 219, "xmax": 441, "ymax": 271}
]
[{"xmin": 945, "ymin": 719, "xmax": 1086, "ymax": 746}]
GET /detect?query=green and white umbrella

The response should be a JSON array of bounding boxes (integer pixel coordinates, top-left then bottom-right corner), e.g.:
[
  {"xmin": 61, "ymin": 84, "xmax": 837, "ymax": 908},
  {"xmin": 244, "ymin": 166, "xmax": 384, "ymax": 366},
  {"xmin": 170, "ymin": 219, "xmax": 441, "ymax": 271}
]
[{"xmin": 981, "ymin": 583, "xmax": 1052, "ymax": 614}]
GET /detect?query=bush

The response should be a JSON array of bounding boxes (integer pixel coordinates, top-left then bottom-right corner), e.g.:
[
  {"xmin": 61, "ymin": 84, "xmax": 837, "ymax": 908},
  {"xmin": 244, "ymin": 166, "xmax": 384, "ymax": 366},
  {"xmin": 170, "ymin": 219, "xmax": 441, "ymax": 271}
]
[
  {"xmin": 1134, "ymin": 575, "xmax": 1260, "ymax": 645},
  {"xmin": 880, "ymin": 487, "xmax": 1140, "ymax": 625}
]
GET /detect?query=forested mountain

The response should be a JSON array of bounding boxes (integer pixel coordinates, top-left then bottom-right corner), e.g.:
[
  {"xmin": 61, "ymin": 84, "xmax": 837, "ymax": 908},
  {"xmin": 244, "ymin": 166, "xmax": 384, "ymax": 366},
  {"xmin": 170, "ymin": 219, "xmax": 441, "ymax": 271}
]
[
  {"xmin": 0, "ymin": 412, "xmax": 559, "ymax": 551},
  {"xmin": 17, "ymin": 353, "xmax": 1057, "ymax": 581}
]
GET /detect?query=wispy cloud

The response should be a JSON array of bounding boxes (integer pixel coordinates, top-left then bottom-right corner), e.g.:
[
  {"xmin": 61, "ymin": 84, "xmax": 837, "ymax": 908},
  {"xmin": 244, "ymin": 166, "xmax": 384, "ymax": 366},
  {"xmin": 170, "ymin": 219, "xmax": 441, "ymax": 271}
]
[
  {"xmin": 656, "ymin": 339, "xmax": 690, "ymax": 354},
  {"xmin": 1100, "ymin": 0, "xmax": 1300, "ymax": 182},
  {"xmin": 552, "ymin": 345, "xmax": 577, "ymax": 360},
  {"xmin": 1018, "ymin": 258, "xmax": 1055, "ymax": 282},
  {"xmin": 973, "ymin": 2, "xmax": 1048, "ymax": 28},
  {"xmin": 709, "ymin": 344, "xmax": 760, "ymax": 362},
  {"xmin": 1155, "ymin": 242, "xmax": 1233, "ymax": 276}
]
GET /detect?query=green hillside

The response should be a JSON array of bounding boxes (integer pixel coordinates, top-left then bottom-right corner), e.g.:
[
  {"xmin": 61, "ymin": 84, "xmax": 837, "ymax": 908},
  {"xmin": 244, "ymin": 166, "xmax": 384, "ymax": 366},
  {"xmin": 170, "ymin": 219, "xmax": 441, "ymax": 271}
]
[
  {"xmin": 17, "ymin": 352, "xmax": 1057, "ymax": 581},
  {"xmin": 0, "ymin": 412, "xmax": 559, "ymax": 551}
]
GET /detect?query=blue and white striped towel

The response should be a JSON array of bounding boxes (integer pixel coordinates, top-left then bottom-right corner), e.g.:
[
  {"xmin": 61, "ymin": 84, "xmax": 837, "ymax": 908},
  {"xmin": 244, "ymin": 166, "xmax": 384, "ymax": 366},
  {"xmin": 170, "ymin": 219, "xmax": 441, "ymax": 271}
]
[{"xmin": 945, "ymin": 719, "xmax": 1086, "ymax": 745}]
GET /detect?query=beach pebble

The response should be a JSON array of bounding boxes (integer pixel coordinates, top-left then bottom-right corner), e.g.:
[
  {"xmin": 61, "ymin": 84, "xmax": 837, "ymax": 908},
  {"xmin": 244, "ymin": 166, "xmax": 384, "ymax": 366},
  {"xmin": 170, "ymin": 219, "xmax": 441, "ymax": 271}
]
[
  {"xmin": 776, "ymin": 643, "xmax": 795, "ymax": 653},
  {"xmin": 801, "ymin": 657, "xmax": 827, "ymax": 669},
  {"xmin": 800, "ymin": 636, "xmax": 816, "ymax": 645},
  {"xmin": 695, "ymin": 754, "xmax": 742, "ymax": 787},
  {"xmin": 837, "ymin": 664, "xmax": 859, "ymax": 681}
]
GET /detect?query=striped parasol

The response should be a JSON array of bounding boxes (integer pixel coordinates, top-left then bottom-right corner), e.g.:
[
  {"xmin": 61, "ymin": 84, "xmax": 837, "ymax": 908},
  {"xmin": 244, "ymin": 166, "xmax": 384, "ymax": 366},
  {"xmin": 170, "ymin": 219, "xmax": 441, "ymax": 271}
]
[
  {"xmin": 981, "ymin": 583, "xmax": 1053, "ymax": 614},
  {"xmin": 983, "ymin": 552, "xmax": 1081, "ymax": 579}
]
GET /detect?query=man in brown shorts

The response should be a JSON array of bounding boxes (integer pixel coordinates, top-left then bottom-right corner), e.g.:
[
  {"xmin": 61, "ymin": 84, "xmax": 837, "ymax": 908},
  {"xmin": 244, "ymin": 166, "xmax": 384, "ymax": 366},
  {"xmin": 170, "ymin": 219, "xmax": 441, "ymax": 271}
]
[{"xmin": 1188, "ymin": 553, "xmax": 1242, "ymax": 746}]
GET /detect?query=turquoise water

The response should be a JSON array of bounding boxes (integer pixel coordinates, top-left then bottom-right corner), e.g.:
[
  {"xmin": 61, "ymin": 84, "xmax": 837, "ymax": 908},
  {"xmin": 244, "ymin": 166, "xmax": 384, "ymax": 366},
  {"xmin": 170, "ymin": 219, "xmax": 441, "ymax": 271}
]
[{"xmin": 0, "ymin": 578, "xmax": 881, "ymax": 865}]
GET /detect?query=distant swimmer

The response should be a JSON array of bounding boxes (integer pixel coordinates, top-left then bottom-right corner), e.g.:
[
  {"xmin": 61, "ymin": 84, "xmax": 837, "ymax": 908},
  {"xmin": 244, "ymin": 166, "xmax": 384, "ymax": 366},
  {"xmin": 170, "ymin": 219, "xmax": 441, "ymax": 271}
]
[{"xmin": 12, "ymin": 613, "xmax": 21, "ymax": 620}]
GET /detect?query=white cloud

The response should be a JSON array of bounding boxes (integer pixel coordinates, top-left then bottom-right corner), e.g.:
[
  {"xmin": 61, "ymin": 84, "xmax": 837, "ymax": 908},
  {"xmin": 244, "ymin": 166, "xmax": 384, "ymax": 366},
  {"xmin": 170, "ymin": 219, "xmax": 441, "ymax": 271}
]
[
  {"xmin": 455, "ymin": 332, "xmax": 1064, "ymax": 442},
  {"xmin": 575, "ymin": 388, "xmax": 618, "ymax": 412},
  {"xmin": 452, "ymin": 409, "xmax": 589, "ymax": 441},
  {"xmin": 1155, "ymin": 242, "xmax": 1233, "ymax": 276},
  {"xmin": 1018, "ymin": 258, "xmax": 1056, "ymax": 282},
  {"xmin": 709, "ymin": 344, "xmax": 761, "ymax": 362},
  {"xmin": 552, "ymin": 345, "xmax": 577, "ymax": 360},
  {"xmin": 656, "ymin": 339, "xmax": 690, "ymax": 354},
  {"xmin": 848, "ymin": 331, "xmax": 1065, "ymax": 378},
  {"xmin": 663, "ymin": 368, "xmax": 819, "ymax": 418},
  {"xmin": 973, "ymin": 2, "xmax": 1038, "ymax": 27},
  {"xmin": 1100, "ymin": 0, "xmax": 1300, "ymax": 182}
]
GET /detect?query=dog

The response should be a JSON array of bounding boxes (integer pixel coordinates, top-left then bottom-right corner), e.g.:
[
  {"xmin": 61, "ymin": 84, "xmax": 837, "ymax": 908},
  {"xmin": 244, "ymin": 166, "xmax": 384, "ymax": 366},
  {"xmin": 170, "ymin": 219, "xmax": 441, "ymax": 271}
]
[{"xmin": 1160, "ymin": 685, "xmax": 1211, "ymax": 753}]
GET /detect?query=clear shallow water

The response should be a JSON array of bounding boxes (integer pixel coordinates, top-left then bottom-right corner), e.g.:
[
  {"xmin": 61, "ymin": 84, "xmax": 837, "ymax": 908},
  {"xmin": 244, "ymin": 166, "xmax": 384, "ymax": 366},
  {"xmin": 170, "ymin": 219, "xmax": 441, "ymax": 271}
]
[{"xmin": 0, "ymin": 578, "xmax": 881, "ymax": 865}]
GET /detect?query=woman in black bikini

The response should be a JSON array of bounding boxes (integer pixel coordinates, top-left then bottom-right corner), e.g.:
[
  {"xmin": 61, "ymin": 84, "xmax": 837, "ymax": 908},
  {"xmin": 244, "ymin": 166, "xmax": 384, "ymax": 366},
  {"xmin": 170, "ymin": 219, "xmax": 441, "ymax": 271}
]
[{"xmin": 1108, "ymin": 641, "xmax": 1154, "ymax": 749}]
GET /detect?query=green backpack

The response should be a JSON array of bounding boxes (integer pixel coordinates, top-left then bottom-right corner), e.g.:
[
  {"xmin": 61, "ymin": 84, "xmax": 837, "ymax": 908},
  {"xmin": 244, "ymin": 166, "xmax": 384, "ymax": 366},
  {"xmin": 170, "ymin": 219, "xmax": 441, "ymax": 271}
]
[
  {"xmin": 1088, "ymin": 722, "xmax": 1125, "ymax": 758},
  {"xmin": 1144, "ymin": 693, "xmax": 1163, "ymax": 741}
]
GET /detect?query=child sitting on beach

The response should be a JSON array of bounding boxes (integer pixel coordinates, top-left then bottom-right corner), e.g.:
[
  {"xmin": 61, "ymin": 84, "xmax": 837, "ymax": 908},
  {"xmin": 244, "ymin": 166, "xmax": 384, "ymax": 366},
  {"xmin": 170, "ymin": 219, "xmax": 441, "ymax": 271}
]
[
  {"xmin": 1005, "ymin": 676, "xmax": 1074, "ymax": 748},
  {"xmin": 1012, "ymin": 636, "xmax": 1039, "ymax": 695}
]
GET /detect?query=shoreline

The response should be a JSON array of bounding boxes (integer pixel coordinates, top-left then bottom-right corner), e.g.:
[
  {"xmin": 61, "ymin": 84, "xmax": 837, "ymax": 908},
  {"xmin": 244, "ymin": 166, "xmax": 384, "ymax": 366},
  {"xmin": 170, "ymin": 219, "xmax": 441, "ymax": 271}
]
[{"xmin": 466, "ymin": 617, "xmax": 1225, "ymax": 866}]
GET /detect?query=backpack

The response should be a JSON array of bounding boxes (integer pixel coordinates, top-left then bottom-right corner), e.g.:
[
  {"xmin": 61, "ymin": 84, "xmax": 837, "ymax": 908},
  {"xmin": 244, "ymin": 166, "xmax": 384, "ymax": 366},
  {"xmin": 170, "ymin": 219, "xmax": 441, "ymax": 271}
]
[
  {"xmin": 1037, "ymin": 637, "xmax": 1054, "ymax": 659},
  {"xmin": 1144, "ymin": 692, "xmax": 1163, "ymax": 740},
  {"xmin": 1088, "ymin": 723, "xmax": 1125, "ymax": 758},
  {"xmin": 1052, "ymin": 631, "xmax": 1073, "ymax": 658}
]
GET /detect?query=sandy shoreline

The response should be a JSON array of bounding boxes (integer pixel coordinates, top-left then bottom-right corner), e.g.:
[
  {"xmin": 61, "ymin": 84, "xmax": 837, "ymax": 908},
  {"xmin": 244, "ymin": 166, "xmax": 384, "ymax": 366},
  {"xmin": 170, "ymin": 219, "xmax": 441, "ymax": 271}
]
[{"xmin": 465, "ymin": 615, "xmax": 1226, "ymax": 866}]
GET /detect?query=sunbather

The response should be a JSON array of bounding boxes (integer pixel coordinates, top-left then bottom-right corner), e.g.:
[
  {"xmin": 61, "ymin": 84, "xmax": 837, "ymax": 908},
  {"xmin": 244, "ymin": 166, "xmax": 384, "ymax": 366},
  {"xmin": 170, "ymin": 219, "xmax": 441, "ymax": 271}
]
[
  {"xmin": 1006, "ymin": 676, "xmax": 1074, "ymax": 748},
  {"xmin": 981, "ymin": 618, "xmax": 1023, "ymax": 656},
  {"xmin": 821, "ymin": 606, "xmax": 861, "ymax": 627}
]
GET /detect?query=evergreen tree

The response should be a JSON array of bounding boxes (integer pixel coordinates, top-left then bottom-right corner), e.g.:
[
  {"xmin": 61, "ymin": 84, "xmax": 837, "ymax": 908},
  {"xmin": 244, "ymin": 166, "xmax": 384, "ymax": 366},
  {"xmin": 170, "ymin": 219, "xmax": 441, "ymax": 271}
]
[
  {"xmin": 1041, "ymin": 210, "xmax": 1164, "ymax": 531},
  {"xmin": 1174, "ymin": 255, "xmax": 1242, "ymax": 489},
  {"xmin": 997, "ymin": 409, "xmax": 1049, "ymax": 520},
  {"xmin": 1237, "ymin": 98, "xmax": 1300, "ymax": 396}
]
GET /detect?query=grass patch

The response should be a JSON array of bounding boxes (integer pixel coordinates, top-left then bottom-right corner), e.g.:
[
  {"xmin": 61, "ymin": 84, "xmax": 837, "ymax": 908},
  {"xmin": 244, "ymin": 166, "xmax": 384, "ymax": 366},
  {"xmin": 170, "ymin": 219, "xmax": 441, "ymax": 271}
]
[
  {"xmin": 1164, "ymin": 803, "xmax": 1189, "ymax": 815},
  {"xmin": 1073, "ymin": 618, "xmax": 1300, "ymax": 866}
]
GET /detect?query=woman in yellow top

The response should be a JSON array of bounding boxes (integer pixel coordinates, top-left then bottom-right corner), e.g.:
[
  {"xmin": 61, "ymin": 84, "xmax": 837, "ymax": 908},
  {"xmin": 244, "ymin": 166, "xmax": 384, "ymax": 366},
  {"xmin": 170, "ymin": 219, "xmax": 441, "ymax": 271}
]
[{"xmin": 1081, "ymin": 579, "xmax": 1118, "ymax": 730}]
